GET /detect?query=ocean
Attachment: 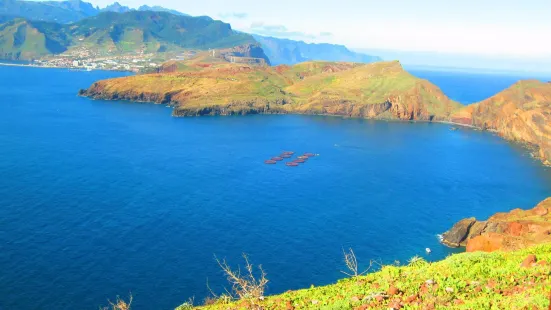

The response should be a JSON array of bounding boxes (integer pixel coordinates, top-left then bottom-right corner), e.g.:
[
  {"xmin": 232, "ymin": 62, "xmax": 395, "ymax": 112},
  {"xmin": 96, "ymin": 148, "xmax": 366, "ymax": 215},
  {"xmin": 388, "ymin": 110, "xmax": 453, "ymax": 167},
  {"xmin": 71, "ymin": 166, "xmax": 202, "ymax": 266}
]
[{"xmin": 0, "ymin": 65, "xmax": 550, "ymax": 309}]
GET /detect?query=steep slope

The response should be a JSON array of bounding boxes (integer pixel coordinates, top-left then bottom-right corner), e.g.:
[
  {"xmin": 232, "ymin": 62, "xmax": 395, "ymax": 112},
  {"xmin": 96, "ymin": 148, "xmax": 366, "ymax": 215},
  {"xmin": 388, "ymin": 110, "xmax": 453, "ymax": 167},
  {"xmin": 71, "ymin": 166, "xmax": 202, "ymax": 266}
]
[
  {"xmin": 0, "ymin": 18, "xmax": 70, "ymax": 59},
  {"xmin": 80, "ymin": 60, "xmax": 461, "ymax": 120},
  {"xmin": 72, "ymin": 11, "xmax": 255, "ymax": 52},
  {"xmin": 0, "ymin": 11, "xmax": 258, "ymax": 59},
  {"xmin": 183, "ymin": 242, "xmax": 551, "ymax": 309},
  {"xmin": 452, "ymin": 80, "xmax": 551, "ymax": 164},
  {"xmin": 253, "ymin": 34, "xmax": 381, "ymax": 65}
]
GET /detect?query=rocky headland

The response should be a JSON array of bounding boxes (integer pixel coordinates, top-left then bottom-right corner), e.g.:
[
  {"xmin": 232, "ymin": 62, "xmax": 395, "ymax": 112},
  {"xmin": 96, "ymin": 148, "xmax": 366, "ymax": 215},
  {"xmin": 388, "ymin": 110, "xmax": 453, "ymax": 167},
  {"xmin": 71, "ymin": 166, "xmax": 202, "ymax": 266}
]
[
  {"xmin": 80, "ymin": 59, "xmax": 551, "ymax": 165},
  {"xmin": 80, "ymin": 60, "xmax": 462, "ymax": 121}
]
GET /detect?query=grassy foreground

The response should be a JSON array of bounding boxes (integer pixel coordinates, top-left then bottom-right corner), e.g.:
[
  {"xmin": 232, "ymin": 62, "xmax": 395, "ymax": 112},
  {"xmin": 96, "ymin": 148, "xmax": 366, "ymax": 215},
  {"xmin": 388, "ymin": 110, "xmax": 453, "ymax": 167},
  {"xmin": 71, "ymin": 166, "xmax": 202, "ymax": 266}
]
[{"xmin": 182, "ymin": 244, "xmax": 551, "ymax": 309}]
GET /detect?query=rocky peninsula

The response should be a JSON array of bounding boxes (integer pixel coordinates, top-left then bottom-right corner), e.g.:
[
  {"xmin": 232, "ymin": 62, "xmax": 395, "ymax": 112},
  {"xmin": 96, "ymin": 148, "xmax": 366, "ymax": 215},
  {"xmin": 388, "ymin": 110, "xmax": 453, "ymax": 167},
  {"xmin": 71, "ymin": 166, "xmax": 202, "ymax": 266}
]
[
  {"xmin": 80, "ymin": 58, "xmax": 551, "ymax": 166},
  {"xmin": 80, "ymin": 60, "xmax": 462, "ymax": 121}
]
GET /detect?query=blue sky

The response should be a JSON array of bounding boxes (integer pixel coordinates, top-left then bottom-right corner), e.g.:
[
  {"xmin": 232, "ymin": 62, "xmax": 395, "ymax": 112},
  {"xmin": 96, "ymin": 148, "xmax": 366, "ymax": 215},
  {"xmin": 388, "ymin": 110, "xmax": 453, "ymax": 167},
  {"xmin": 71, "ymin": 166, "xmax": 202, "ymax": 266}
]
[{"xmin": 41, "ymin": 0, "xmax": 551, "ymax": 71}]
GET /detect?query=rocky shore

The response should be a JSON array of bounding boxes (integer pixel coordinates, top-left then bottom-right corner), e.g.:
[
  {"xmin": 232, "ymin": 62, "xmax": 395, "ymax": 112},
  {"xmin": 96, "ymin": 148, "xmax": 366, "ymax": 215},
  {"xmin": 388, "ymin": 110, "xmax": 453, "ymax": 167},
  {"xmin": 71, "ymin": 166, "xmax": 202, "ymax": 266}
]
[{"xmin": 442, "ymin": 197, "xmax": 551, "ymax": 252}]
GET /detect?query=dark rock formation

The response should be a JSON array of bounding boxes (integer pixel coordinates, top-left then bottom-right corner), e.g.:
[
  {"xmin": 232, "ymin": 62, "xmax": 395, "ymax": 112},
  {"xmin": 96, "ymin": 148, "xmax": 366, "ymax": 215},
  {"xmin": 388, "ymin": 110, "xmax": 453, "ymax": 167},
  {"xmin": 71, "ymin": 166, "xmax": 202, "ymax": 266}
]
[{"xmin": 442, "ymin": 198, "xmax": 551, "ymax": 252}]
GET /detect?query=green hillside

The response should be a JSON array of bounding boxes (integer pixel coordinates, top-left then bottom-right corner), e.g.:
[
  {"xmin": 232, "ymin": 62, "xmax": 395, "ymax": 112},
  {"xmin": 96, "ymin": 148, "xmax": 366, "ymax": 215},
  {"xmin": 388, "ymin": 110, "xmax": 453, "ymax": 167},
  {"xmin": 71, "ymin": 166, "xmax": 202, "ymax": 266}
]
[
  {"xmin": 81, "ymin": 60, "xmax": 462, "ymax": 121},
  {"xmin": 180, "ymin": 244, "xmax": 551, "ymax": 309},
  {"xmin": 0, "ymin": 18, "xmax": 70, "ymax": 59},
  {"xmin": 0, "ymin": 11, "xmax": 257, "ymax": 60}
]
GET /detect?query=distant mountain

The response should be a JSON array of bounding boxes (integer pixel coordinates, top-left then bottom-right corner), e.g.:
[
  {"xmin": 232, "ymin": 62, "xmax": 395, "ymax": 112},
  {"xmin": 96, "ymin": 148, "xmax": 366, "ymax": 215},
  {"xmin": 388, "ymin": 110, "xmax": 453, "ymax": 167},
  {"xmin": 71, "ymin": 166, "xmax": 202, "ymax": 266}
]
[
  {"xmin": 253, "ymin": 34, "xmax": 380, "ymax": 65},
  {"xmin": 138, "ymin": 5, "xmax": 188, "ymax": 16},
  {"xmin": 0, "ymin": 0, "xmax": 95, "ymax": 23},
  {"xmin": 101, "ymin": 2, "xmax": 131, "ymax": 13},
  {"xmin": 0, "ymin": 11, "xmax": 256, "ymax": 60},
  {"xmin": 0, "ymin": 0, "xmax": 187, "ymax": 23}
]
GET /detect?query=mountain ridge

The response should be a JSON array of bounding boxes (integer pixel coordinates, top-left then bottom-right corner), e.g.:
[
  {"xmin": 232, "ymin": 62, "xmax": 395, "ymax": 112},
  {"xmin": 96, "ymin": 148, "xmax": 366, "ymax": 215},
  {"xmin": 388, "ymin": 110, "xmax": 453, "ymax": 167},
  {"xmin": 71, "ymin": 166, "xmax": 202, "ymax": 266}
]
[
  {"xmin": 0, "ymin": 0, "xmax": 187, "ymax": 23},
  {"xmin": 253, "ymin": 34, "xmax": 380, "ymax": 65},
  {"xmin": 0, "ymin": 11, "xmax": 258, "ymax": 60}
]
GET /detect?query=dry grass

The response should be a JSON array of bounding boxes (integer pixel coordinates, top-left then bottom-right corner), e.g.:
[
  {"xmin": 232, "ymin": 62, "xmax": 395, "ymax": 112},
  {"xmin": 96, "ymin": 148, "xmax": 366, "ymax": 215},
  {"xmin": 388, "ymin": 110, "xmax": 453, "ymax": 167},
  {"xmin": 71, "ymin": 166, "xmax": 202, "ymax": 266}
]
[
  {"xmin": 215, "ymin": 253, "xmax": 268, "ymax": 301},
  {"xmin": 100, "ymin": 294, "xmax": 132, "ymax": 310}
]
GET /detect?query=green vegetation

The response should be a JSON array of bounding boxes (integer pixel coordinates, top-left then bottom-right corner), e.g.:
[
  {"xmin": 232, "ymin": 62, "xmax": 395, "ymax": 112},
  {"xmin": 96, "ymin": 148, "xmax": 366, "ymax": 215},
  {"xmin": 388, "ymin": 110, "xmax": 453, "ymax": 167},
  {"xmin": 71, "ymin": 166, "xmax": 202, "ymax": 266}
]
[
  {"xmin": 0, "ymin": 18, "xmax": 70, "ymax": 59},
  {"xmin": 82, "ymin": 60, "xmax": 462, "ymax": 120},
  {"xmin": 180, "ymin": 244, "xmax": 551, "ymax": 309},
  {"xmin": 0, "ymin": 11, "xmax": 257, "ymax": 60}
]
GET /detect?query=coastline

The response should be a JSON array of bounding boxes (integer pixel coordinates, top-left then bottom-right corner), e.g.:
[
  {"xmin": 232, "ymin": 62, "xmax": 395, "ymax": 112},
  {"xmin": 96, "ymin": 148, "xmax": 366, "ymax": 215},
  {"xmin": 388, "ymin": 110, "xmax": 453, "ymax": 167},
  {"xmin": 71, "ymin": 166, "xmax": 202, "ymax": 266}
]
[{"xmin": 82, "ymin": 92, "xmax": 551, "ymax": 166}]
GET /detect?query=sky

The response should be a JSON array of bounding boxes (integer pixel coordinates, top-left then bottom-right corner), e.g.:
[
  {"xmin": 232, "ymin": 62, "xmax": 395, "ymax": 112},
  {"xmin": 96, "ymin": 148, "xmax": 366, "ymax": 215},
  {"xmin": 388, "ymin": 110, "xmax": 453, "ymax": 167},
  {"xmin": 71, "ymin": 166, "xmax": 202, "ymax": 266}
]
[{"xmin": 40, "ymin": 0, "xmax": 551, "ymax": 71}]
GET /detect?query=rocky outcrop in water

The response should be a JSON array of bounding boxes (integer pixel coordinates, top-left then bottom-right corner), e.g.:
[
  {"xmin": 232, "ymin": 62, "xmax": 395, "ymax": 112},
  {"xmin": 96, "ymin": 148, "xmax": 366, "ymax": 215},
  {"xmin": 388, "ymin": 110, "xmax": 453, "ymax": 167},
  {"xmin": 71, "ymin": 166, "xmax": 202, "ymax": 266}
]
[{"xmin": 441, "ymin": 197, "xmax": 551, "ymax": 252}]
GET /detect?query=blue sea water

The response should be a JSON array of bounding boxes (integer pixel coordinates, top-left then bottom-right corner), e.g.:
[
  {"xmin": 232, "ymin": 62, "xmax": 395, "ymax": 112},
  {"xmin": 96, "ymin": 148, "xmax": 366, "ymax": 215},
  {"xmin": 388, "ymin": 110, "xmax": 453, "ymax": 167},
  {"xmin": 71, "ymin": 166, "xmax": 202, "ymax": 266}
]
[
  {"xmin": 0, "ymin": 65, "xmax": 551, "ymax": 310},
  {"xmin": 409, "ymin": 67, "xmax": 551, "ymax": 104}
]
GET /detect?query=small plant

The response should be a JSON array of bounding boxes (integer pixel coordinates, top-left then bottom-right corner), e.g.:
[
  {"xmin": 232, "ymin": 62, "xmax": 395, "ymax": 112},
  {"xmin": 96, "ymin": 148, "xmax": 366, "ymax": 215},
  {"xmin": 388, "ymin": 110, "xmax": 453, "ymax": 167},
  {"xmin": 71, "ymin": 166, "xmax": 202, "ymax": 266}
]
[
  {"xmin": 340, "ymin": 248, "xmax": 372, "ymax": 277},
  {"xmin": 408, "ymin": 255, "xmax": 428, "ymax": 267},
  {"xmin": 175, "ymin": 297, "xmax": 194, "ymax": 310},
  {"xmin": 215, "ymin": 253, "xmax": 268, "ymax": 300},
  {"xmin": 100, "ymin": 294, "xmax": 132, "ymax": 310}
]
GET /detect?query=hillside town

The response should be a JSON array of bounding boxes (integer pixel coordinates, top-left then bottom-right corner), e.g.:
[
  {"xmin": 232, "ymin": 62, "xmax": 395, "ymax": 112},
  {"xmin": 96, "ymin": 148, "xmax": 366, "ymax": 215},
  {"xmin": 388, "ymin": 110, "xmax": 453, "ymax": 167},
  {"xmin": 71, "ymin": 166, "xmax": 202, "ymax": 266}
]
[{"xmin": 32, "ymin": 53, "xmax": 162, "ymax": 72}]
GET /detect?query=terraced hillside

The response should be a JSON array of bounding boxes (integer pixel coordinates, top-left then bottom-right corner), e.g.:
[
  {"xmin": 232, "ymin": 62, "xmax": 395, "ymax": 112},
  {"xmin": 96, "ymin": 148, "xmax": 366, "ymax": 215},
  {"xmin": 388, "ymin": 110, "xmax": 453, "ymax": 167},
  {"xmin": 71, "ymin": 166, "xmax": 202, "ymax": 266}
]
[{"xmin": 81, "ymin": 60, "xmax": 462, "ymax": 120}]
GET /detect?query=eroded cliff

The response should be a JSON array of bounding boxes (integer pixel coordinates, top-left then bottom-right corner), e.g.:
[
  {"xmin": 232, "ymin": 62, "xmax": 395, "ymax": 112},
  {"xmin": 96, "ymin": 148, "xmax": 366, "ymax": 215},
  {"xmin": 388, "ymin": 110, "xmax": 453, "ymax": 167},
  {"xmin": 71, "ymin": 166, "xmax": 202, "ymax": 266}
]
[{"xmin": 452, "ymin": 80, "xmax": 551, "ymax": 164}]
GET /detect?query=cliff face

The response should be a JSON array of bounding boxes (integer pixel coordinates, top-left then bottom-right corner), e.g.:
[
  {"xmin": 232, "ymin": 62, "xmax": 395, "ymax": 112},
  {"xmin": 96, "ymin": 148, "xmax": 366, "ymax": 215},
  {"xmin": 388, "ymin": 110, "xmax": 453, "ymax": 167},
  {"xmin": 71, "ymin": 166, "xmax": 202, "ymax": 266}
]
[
  {"xmin": 81, "ymin": 60, "xmax": 462, "ymax": 121},
  {"xmin": 452, "ymin": 80, "xmax": 551, "ymax": 164},
  {"xmin": 442, "ymin": 197, "xmax": 551, "ymax": 252},
  {"xmin": 252, "ymin": 34, "xmax": 381, "ymax": 65}
]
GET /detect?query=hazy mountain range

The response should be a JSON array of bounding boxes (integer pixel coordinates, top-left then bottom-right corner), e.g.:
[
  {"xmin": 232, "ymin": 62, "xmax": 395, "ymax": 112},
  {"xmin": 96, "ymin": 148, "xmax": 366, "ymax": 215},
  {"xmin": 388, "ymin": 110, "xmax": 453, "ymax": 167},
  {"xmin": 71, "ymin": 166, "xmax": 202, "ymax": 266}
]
[
  {"xmin": 253, "ymin": 34, "xmax": 381, "ymax": 65},
  {"xmin": 0, "ymin": 0, "xmax": 187, "ymax": 23}
]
